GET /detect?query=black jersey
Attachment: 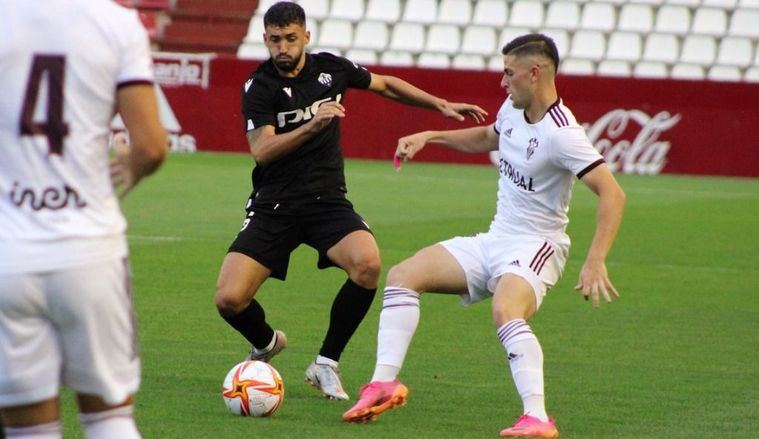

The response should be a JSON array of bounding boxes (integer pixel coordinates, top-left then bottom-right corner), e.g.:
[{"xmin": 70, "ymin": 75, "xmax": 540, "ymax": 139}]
[{"xmin": 241, "ymin": 52, "xmax": 372, "ymax": 202}]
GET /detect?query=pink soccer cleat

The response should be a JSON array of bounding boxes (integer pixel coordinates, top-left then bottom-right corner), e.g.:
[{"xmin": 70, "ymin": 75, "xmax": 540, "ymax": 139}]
[
  {"xmin": 341, "ymin": 379, "xmax": 409, "ymax": 423},
  {"xmin": 500, "ymin": 414, "xmax": 559, "ymax": 438}
]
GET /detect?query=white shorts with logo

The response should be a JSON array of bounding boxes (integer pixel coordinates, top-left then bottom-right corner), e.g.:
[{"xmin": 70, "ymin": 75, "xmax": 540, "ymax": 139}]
[
  {"xmin": 440, "ymin": 232, "xmax": 568, "ymax": 308},
  {"xmin": 0, "ymin": 258, "xmax": 140, "ymax": 407}
]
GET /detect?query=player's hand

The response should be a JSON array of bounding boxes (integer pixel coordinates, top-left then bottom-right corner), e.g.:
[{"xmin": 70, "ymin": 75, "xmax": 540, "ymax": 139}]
[
  {"xmin": 110, "ymin": 136, "xmax": 136, "ymax": 199},
  {"xmin": 307, "ymin": 101, "xmax": 346, "ymax": 133},
  {"xmin": 574, "ymin": 259, "xmax": 620, "ymax": 308},
  {"xmin": 438, "ymin": 101, "xmax": 488, "ymax": 123},
  {"xmin": 396, "ymin": 131, "xmax": 430, "ymax": 162}
]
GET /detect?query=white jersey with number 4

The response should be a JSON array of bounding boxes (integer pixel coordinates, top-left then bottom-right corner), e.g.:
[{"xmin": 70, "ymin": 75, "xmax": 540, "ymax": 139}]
[
  {"xmin": 0, "ymin": 0, "xmax": 154, "ymax": 274},
  {"xmin": 490, "ymin": 96, "xmax": 604, "ymax": 247}
]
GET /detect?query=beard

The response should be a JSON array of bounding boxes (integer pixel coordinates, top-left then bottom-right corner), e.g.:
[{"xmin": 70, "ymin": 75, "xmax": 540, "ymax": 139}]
[{"xmin": 273, "ymin": 52, "xmax": 301, "ymax": 72}]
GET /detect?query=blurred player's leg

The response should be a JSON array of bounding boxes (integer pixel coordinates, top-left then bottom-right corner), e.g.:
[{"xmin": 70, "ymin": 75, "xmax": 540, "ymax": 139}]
[
  {"xmin": 77, "ymin": 396, "xmax": 139, "ymax": 439},
  {"xmin": 1, "ymin": 400, "xmax": 61, "ymax": 439}
]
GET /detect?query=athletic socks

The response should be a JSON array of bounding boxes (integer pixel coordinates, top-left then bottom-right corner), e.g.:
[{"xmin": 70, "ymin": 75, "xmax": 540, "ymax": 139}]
[
  {"xmin": 371, "ymin": 287, "xmax": 420, "ymax": 382},
  {"xmin": 4, "ymin": 421, "xmax": 61, "ymax": 438},
  {"xmin": 222, "ymin": 299, "xmax": 274, "ymax": 349},
  {"xmin": 79, "ymin": 406, "xmax": 141, "ymax": 439},
  {"xmin": 497, "ymin": 319, "xmax": 549, "ymax": 422},
  {"xmin": 319, "ymin": 279, "xmax": 377, "ymax": 361}
]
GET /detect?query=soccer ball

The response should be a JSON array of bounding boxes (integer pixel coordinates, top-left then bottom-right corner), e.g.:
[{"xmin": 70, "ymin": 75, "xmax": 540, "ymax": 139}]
[{"xmin": 222, "ymin": 360, "xmax": 284, "ymax": 417}]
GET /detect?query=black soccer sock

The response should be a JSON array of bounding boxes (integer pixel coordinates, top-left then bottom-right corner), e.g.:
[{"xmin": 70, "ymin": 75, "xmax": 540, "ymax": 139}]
[
  {"xmin": 319, "ymin": 279, "xmax": 377, "ymax": 361},
  {"xmin": 222, "ymin": 299, "xmax": 275, "ymax": 349}
]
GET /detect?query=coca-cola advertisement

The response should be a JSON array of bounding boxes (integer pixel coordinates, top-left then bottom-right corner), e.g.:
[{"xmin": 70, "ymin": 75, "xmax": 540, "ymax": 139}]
[
  {"xmin": 583, "ymin": 109, "xmax": 681, "ymax": 175},
  {"xmin": 153, "ymin": 56, "xmax": 759, "ymax": 178}
]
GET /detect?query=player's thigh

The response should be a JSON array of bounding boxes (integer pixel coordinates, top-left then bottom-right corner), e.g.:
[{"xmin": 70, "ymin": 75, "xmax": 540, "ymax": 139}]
[
  {"xmin": 387, "ymin": 244, "xmax": 469, "ymax": 294},
  {"xmin": 0, "ymin": 273, "xmax": 62, "ymax": 409},
  {"xmin": 48, "ymin": 260, "xmax": 139, "ymax": 406},
  {"xmin": 492, "ymin": 274, "xmax": 538, "ymax": 325},
  {"xmin": 303, "ymin": 200, "xmax": 375, "ymax": 270}
]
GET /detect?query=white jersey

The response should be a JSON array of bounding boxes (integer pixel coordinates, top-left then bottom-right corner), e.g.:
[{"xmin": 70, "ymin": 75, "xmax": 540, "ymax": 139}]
[
  {"xmin": 0, "ymin": 0, "xmax": 154, "ymax": 274},
  {"xmin": 490, "ymin": 96, "xmax": 604, "ymax": 246}
]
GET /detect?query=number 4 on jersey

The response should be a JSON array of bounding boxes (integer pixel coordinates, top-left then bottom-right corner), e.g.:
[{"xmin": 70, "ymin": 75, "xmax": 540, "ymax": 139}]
[{"xmin": 19, "ymin": 55, "xmax": 69, "ymax": 155}]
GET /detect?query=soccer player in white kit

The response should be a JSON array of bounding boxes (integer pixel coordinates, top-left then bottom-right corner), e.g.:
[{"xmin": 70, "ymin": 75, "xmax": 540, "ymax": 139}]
[
  {"xmin": 0, "ymin": 1, "xmax": 167, "ymax": 438},
  {"xmin": 343, "ymin": 34, "xmax": 626, "ymax": 438}
]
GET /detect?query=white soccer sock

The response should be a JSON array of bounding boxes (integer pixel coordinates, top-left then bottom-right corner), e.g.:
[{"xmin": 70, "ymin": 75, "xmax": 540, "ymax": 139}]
[
  {"xmin": 4, "ymin": 420, "xmax": 61, "ymax": 438},
  {"xmin": 371, "ymin": 287, "xmax": 420, "ymax": 382},
  {"xmin": 497, "ymin": 319, "xmax": 549, "ymax": 422},
  {"xmin": 78, "ymin": 406, "xmax": 141, "ymax": 439}
]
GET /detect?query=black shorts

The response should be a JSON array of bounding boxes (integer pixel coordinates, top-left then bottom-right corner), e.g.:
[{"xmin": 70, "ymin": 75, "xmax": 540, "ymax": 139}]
[{"xmin": 228, "ymin": 195, "xmax": 372, "ymax": 280}]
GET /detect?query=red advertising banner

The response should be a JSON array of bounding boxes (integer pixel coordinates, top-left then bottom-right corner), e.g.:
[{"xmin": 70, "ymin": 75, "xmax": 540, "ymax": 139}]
[{"xmin": 131, "ymin": 53, "xmax": 759, "ymax": 177}]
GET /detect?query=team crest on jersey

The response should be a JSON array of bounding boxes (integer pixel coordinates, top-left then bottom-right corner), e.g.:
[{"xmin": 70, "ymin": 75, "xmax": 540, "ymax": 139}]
[
  {"xmin": 505, "ymin": 128, "xmax": 513, "ymax": 138},
  {"xmin": 283, "ymin": 87, "xmax": 292, "ymax": 98},
  {"xmin": 526, "ymin": 137, "xmax": 539, "ymax": 160},
  {"xmin": 318, "ymin": 72, "xmax": 332, "ymax": 86},
  {"xmin": 244, "ymin": 78, "xmax": 253, "ymax": 92}
]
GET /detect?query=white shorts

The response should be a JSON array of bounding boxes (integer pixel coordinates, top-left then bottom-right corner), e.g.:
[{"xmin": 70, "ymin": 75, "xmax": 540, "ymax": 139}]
[
  {"xmin": 0, "ymin": 258, "xmax": 140, "ymax": 407},
  {"xmin": 440, "ymin": 232, "xmax": 568, "ymax": 308}
]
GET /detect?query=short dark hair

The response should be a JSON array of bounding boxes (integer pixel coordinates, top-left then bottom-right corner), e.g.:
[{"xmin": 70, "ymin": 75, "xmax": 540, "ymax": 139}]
[
  {"xmin": 264, "ymin": 1, "xmax": 305, "ymax": 28},
  {"xmin": 501, "ymin": 34, "xmax": 560, "ymax": 71}
]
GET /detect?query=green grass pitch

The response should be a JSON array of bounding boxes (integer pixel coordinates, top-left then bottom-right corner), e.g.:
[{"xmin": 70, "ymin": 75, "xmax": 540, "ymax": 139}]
[{"xmin": 58, "ymin": 153, "xmax": 759, "ymax": 438}]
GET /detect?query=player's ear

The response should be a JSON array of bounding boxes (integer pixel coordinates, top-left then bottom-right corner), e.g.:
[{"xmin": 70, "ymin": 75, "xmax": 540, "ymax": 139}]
[
  {"xmin": 304, "ymin": 29, "xmax": 311, "ymax": 45},
  {"xmin": 530, "ymin": 64, "xmax": 541, "ymax": 83}
]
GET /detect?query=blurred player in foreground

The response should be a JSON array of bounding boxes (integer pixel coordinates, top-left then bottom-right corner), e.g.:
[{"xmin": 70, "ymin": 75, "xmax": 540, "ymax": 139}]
[
  {"xmin": 0, "ymin": 1, "xmax": 167, "ymax": 437},
  {"xmin": 343, "ymin": 34, "xmax": 626, "ymax": 438},
  {"xmin": 214, "ymin": 1, "xmax": 487, "ymax": 401}
]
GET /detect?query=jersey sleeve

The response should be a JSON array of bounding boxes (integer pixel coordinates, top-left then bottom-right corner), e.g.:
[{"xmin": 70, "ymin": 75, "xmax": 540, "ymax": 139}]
[
  {"xmin": 116, "ymin": 10, "xmax": 154, "ymax": 87},
  {"xmin": 493, "ymin": 98, "xmax": 511, "ymax": 135},
  {"xmin": 550, "ymin": 126, "xmax": 605, "ymax": 178},
  {"xmin": 241, "ymin": 76, "xmax": 276, "ymax": 132},
  {"xmin": 329, "ymin": 53, "xmax": 372, "ymax": 89}
]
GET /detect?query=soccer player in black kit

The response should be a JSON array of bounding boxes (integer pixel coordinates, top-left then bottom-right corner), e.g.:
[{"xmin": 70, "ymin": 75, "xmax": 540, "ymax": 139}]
[{"xmin": 214, "ymin": 1, "xmax": 488, "ymax": 400}]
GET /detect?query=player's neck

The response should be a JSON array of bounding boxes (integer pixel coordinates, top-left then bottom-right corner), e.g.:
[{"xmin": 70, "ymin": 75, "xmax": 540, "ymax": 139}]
[{"xmin": 524, "ymin": 88, "xmax": 559, "ymax": 124}]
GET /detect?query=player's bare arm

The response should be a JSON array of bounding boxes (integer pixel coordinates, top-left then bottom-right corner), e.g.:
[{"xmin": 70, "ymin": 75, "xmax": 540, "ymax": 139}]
[
  {"xmin": 574, "ymin": 163, "xmax": 626, "ymax": 307},
  {"xmin": 367, "ymin": 73, "xmax": 487, "ymax": 123},
  {"xmin": 111, "ymin": 84, "xmax": 168, "ymax": 198},
  {"xmin": 247, "ymin": 101, "xmax": 346, "ymax": 165},
  {"xmin": 396, "ymin": 124, "xmax": 499, "ymax": 161}
]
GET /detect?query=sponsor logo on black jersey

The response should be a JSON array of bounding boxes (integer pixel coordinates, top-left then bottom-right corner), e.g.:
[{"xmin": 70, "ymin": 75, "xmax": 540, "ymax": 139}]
[
  {"xmin": 276, "ymin": 93, "xmax": 343, "ymax": 127},
  {"xmin": 498, "ymin": 158, "xmax": 535, "ymax": 192}
]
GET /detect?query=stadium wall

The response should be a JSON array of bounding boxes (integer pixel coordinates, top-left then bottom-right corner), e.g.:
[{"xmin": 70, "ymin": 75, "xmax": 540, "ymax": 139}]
[{"xmin": 147, "ymin": 53, "xmax": 759, "ymax": 177}]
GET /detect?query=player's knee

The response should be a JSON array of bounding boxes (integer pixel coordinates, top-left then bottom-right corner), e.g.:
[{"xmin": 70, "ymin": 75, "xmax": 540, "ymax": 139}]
[
  {"xmin": 350, "ymin": 254, "xmax": 381, "ymax": 287},
  {"xmin": 214, "ymin": 286, "xmax": 248, "ymax": 317},
  {"xmin": 386, "ymin": 262, "xmax": 413, "ymax": 288},
  {"xmin": 491, "ymin": 297, "xmax": 534, "ymax": 326}
]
